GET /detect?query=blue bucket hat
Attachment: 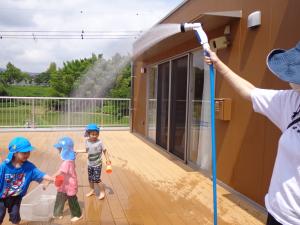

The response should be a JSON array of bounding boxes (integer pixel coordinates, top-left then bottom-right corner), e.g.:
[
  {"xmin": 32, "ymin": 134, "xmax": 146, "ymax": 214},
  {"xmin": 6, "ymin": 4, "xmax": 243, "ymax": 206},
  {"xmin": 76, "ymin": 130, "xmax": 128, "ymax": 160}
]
[
  {"xmin": 84, "ymin": 123, "xmax": 100, "ymax": 137},
  {"xmin": 54, "ymin": 137, "xmax": 75, "ymax": 161},
  {"xmin": 5, "ymin": 137, "xmax": 35, "ymax": 164},
  {"xmin": 267, "ymin": 41, "xmax": 300, "ymax": 84},
  {"xmin": 86, "ymin": 123, "xmax": 100, "ymax": 132}
]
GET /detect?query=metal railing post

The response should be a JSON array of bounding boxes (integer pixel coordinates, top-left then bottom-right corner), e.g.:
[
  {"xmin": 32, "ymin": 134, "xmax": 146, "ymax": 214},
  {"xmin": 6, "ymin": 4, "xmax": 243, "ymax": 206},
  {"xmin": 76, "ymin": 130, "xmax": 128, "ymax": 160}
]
[
  {"xmin": 32, "ymin": 99, "xmax": 35, "ymax": 128},
  {"xmin": 101, "ymin": 99, "xmax": 104, "ymax": 126},
  {"xmin": 129, "ymin": 99, "xmax": 132, "ymax": 131},
  {"xmin": 68, "ymin": 99, "xmax": 71, "ymax": 128}
]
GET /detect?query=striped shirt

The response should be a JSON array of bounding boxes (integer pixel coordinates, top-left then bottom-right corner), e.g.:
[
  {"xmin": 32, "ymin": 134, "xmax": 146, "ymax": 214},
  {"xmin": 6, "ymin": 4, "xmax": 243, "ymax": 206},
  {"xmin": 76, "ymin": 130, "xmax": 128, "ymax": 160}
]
[{"xmin": 86, "ymin": 140, "xmax": 104, "ymax": 167}]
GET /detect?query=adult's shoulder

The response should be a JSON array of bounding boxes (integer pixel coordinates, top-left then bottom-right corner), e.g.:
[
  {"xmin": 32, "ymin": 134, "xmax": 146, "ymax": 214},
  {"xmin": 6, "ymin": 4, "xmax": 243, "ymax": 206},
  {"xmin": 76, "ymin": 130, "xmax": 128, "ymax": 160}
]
[
  {"xmin": 273, "ymin": 89, "xmax": 300, "ymax": 102},
  {"xmin": 252, "ymin": 88, "xmax": 295, "ymax": 100},
  {"xmin": 253, "ymin": 88, "xmax": 292, "ymax": 94},
  {"xmin": 287, "ymin": 89, "xmax": 300, "ymax": 99}
]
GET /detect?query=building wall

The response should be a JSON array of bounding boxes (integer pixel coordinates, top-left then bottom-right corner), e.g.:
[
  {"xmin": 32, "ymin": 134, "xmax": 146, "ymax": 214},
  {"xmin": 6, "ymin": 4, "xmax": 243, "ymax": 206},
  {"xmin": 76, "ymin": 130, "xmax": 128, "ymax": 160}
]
[
  {"xmin": 132, "ymin": 62, "xmax": 147, "ymax": 135},
  {"xmin": 132, "ymin": 0, "xmax": 300, "ymax": 206}
]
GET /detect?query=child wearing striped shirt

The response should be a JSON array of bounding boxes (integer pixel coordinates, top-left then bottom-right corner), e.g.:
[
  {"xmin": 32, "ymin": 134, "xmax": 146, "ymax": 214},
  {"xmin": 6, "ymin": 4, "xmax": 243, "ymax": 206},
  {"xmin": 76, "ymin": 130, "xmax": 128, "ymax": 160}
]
[{"xmin": 84, "ymin": 124, "xmax": 110, "ymax": 200}]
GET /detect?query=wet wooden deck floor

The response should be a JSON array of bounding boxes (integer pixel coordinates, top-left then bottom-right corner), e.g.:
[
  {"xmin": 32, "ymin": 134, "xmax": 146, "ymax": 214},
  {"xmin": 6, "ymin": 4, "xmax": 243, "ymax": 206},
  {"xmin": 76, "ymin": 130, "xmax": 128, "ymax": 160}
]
[{"xmin": 0, "ymin": 131, "xmax": 266, "ymax": 225}]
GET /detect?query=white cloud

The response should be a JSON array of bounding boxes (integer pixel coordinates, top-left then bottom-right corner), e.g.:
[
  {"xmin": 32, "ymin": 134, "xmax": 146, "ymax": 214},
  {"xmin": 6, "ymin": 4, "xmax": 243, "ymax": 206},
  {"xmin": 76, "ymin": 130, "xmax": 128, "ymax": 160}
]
[{"xmin": 0, "ymin": 0, "xmax": 183, "ymax": 72}]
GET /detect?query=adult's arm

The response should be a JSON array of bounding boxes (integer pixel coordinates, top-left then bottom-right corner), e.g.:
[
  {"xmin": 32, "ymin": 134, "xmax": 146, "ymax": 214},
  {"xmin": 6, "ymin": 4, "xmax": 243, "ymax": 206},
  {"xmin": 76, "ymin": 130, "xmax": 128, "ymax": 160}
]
[{"xmin": 205, "ymin": 49, "xmax": 256, "ymax": 101}]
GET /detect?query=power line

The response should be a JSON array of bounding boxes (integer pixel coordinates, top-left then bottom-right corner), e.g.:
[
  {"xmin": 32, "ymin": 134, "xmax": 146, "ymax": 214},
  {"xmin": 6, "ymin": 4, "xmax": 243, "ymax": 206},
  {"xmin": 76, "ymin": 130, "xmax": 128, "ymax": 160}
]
[
  {"xmin": 0, "ymin": 30, "xmax": 143, "ymax": 40},
  {"xmin": 1, "ymin": 34, "xmax": 137, "ymax": 37},
  {"xmin": 0, "ymin": 7, "xmax": 153, "ymax": 14},
  {"xmin": 0, "ymin": 30, "xmax": 143, "ymax": 33},
  {"xmin": 0, "ymin": 37, "xmax": 135, "ymax": 40}
]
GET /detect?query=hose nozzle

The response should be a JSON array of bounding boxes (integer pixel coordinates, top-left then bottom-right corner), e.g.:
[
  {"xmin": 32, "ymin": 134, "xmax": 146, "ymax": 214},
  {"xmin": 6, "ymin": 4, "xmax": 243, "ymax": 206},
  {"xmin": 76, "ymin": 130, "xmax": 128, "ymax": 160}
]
[
  {"xmin": 180, "ymin": 23, "xmax": 202, "ymax": 32},
  {"xmin": 180, "ymin": 23, "xmax": 210, "ymax": 51}
]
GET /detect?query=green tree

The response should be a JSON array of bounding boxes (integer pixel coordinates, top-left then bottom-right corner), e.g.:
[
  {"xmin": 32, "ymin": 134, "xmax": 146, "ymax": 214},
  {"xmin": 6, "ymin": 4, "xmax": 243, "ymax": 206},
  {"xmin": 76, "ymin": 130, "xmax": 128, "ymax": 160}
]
[
  {"xmin": 105, "ymin": 63, "xmax": 131, "ymax": 119},
  {"xmin": 109, "ymin": 63, "xmax": 131, "ymax": 98},
  {"xmin": 21, "ymin": 72, "xmax": 31, "ymax": 84},
  {"xmin": 50, "ymin": 54, "xmax": 101, "ymax": 96},
  {"xmin": 35, "ymin": 62, "xmax": 57, "ymax": 85},
  {"xmin": 0, "ymin": 83, "xmax": 8, "ymax": 96},
  {"xmin": 2, "ymin": 62, "xmax": 23, "ymax": 84},
  {"xmin": 0, "ymin": 71, "xmax": 7, "ymax": 87}
]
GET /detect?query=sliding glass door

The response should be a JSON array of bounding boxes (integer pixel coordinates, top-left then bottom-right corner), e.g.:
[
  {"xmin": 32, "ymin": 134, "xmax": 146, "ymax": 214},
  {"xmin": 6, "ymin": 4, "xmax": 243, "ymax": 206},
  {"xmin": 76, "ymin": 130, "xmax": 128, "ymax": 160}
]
[
  {"xmin": 169, "ymin": 56, "xmax": 188, "ymax": 160},
  {"xmin": 147, "ymin": 66, "xmax": 157, "ymax": 142},
  {"xmin": 156, "ymin": 62, "xmax": 170, "ymax": 149},
  {"xmin": 147, "ymin": 52, "xmax": 211, "ymax": 166},
  {"xmin": 187, "ymin": 50, "xmax": 212, "ymax": 173}
]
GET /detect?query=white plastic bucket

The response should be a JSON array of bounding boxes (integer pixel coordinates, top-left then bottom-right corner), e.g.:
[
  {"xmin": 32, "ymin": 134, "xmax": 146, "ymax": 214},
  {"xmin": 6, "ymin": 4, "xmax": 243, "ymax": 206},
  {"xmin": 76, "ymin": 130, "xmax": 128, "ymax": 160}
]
[{"xmin": 20, "ymin": 184, "xmax": 56, "ymax": 221}]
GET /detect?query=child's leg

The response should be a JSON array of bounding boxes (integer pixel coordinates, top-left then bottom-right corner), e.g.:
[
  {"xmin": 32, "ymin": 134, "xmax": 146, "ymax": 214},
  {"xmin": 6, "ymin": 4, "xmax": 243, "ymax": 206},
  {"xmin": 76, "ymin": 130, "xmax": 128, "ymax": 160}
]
[
  {"xmin": 0, "ymin": 200, "xmax": 6, "ymax": 224},
  {"xmin": 53, "ymin": 192, "xmax": 67, "ymax": 217},
  {"xmin": 86, "ymin": 182, "xmax": 95, "ymax": 197},
  {"xmin": 67, "ymin": 195, "xmax": 82, "ymax": 218},
  {"xmin": 89, "ymin": 165, "xmax": 105, "ymax": 199},
  {"xmin": 97, "ymin": 182, "xmax": 106, "ymax": 200},
  {"xmin": 92, "ymin": 165, "xmax": 105, "ymax": 200},
  {"xmin": 86, "ymin": 166, "xmax": 96, "ymax": 197},
  {"xmin": 7, "ymin": 196, "xmax": 22, "ymax": 224}
]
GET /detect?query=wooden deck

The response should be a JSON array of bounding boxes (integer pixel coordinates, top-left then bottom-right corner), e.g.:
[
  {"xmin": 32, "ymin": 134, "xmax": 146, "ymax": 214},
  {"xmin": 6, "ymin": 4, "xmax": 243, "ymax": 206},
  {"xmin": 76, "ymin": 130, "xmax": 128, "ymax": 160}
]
[{"xmin": 0, "ymin": 131, "xmax": 267, "ymax": 225}]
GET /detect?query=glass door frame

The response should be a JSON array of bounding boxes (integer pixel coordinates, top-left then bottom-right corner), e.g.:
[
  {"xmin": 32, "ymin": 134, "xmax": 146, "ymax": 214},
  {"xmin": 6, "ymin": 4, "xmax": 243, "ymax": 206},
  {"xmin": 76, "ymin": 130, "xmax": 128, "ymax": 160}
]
[
  {"xmin": 145, "ymin": 65, "xmax": 158, "ymax": 143},
  {"xmin": 186, "ymin": 49, "xmax": 214, "ymax": 173},
  {"xmin": 168, "ymin": 54, "xmax": 190, "ymax": 162},
  {"xmin": 145, "ymin": 53, "xmax": 191, "ymax": 163},
  {"xmin": 145, "ymin": 48, "xmax": 215, "ymax": 169}
]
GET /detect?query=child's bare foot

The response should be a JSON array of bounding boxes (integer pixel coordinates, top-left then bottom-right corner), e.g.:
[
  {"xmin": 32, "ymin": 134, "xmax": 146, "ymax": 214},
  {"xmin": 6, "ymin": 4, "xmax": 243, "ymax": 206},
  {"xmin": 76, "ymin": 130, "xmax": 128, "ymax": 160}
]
[
  {"xmin": 70, "ymin": 215, "xmax": 83, "ymax": 222},
  {"xmin": 53, "ymin": 215, "xmax": 63, "ymax": 219},
  {"xmin": 86, "ymin": 190, "xmax": 95, "ymax": 197},
  {"xmin": 98, "ymin": 191, "xmax": 105, "ymax": 200}
]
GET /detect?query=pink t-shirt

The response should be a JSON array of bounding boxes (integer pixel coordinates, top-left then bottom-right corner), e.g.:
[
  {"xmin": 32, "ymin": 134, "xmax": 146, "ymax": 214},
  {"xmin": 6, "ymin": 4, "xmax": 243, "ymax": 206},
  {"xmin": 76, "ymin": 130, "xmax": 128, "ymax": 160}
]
[{"xmin": 57, "ymin": 160, "xmax": 78, "ymax": 196}]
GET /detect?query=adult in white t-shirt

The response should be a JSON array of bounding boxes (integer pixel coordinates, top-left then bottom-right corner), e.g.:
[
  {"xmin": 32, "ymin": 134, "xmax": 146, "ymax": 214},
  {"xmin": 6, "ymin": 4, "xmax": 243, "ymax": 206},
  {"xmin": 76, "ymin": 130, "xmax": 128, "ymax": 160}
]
[{"xmin": 205, "ymin": 41, "xmax": 300, "ymax": 225}]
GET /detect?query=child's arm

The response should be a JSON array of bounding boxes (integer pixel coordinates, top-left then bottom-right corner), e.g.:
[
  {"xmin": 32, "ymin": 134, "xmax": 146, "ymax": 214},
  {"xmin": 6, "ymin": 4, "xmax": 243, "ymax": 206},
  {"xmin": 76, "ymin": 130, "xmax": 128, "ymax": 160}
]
[
  {"xmin": 32, "ymin": 166, "xmax": 54, "ymax": 190},
  {"xmin": 76, "ymin": 140, "xmax": 89, "ymax": 154},
  {"xmin": 43, "ymin": 170, "xmax": 63, "ymax": 190},
  {"xmin": 52, "ymin": 169, "xmax": 63, "ymax": 178},
  {"xmin": 43, "ymin": 174, "xmax": 55, "ymax": 182},
  {"xmin": 103, "ymin": 149, "xmax": 111, "ymax": 164},
  {"xmin": 75, "ymin": 149, "xmax": 87, "ymax": 153},
  {"xmin": 42, "ymin": 174, "xmax": 55, "ymax": 190}
]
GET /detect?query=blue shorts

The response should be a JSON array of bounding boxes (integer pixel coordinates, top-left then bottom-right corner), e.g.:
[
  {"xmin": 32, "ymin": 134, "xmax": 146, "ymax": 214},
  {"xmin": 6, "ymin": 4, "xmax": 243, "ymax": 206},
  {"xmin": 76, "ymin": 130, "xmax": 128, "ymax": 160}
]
[
  {"xmin": 88, "ymin": 165, "xmax": 102, "ymax": 183},
  {"xmin": 0, "ymin": 195, "xmax": 22, "ymax": 224}
]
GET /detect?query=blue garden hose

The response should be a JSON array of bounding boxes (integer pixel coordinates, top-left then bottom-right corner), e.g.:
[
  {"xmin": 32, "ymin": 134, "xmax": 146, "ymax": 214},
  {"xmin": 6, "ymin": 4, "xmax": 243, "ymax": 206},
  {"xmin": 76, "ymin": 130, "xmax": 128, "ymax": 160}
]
[
  {"xmin": 195, "ymin": 26, "xmax": 218, "ymax": 225},
  {"xmin": 181, "ymin": 22, "xmax": 218, "ymax": 225},
  {"xmin": 209, "ymin": 63, "xmax": 218, "ymax": 225}
]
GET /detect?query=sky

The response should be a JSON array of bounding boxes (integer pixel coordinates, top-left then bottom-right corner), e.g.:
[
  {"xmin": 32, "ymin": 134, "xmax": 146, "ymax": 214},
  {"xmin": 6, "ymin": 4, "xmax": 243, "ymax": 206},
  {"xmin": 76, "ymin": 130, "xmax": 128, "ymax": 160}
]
[{"xmin": 0, "ymin": 0, "xmax": 183, "ymax": 72}]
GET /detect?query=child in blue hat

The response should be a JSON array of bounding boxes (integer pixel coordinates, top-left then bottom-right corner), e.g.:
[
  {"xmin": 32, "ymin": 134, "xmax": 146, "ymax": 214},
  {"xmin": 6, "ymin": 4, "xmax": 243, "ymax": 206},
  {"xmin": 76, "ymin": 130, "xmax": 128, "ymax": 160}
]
[
  {"xmin": 0, "ymin": 137, "xmax": 54, "ymax": 224},
  {"xmin": 84, "ymin": 123, "xmax": 111, "ymax": 200},
  {"xmin": 52, "ymin": 137, "xmax": 82, "ymax": 222}
]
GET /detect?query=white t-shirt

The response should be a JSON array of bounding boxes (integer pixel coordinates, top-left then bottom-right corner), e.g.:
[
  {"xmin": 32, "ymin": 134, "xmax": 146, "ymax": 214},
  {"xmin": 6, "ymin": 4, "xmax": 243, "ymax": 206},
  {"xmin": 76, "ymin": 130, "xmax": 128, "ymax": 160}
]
[{"xmin": 251, "ymin": 88, "xmax": 300, "ymax": 225}]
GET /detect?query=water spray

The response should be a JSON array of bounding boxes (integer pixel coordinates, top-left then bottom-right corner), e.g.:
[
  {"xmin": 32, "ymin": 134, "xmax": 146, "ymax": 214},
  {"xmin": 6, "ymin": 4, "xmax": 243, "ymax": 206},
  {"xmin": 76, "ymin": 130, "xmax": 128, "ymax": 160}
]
[{"xmin": 181, "ymin": 22, "xmax": 218, "ymax": 225}]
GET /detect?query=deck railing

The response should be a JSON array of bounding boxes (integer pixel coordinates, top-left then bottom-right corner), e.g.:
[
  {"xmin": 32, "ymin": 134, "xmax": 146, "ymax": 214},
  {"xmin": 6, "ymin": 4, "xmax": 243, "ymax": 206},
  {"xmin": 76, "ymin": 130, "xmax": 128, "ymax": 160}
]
[{"xmin": 0, "ymin": 97, "xmax": 130, "ymax": 128}]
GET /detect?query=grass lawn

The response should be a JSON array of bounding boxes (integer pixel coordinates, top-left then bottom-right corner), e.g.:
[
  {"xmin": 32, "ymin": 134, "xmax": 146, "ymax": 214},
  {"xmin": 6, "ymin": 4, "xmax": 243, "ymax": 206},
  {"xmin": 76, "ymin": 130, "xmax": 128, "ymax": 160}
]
[{"xmin": 7, "ymin": 86, "xmax": 55, "ymax": 97}]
